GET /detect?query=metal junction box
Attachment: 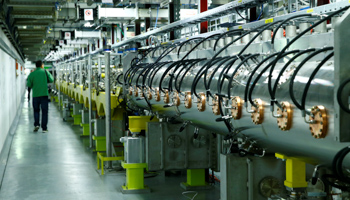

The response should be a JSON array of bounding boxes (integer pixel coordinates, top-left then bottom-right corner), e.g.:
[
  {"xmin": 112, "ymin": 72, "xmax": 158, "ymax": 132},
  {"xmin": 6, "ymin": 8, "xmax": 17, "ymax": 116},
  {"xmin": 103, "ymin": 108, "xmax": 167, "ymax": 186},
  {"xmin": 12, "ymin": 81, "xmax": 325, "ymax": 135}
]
[
  {"xmin": 146, "ymin": 122, "xmax": 217, "ymax": 171},
  {"xmin": 120, "ymin": 137, "xmax": 145, "ymax": 164}
]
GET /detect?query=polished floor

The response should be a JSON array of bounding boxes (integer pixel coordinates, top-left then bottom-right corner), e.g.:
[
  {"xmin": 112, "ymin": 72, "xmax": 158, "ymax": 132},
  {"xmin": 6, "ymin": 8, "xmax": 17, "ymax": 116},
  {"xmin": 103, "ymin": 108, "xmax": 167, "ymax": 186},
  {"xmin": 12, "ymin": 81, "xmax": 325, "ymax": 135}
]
[{"xmin": 0, "ymin": 96, "xmax": 220, "ymax": 200}]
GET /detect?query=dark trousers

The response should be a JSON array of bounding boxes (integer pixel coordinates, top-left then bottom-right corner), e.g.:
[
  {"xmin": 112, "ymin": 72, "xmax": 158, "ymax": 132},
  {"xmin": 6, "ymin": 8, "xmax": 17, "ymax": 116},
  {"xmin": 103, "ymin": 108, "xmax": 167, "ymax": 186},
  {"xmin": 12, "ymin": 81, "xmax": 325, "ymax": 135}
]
[
  {"xmin": 27, "ymin": 87, "xmax": 31, "ymax": 100},
  {"xmin": 33, "ymin": 96, "xmax": 49, "ymax": 130}
]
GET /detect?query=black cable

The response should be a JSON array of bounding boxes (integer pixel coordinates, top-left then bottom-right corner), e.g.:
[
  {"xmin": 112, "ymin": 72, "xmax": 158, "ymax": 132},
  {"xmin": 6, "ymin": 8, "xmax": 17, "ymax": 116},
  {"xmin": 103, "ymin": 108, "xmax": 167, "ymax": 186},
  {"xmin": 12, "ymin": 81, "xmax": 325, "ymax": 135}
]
[
  {"xmin": 269, "ymin": 6, "xmax": 350, "ymax": 107},
  {"xmin": 180, "ymin": 33, "xmax": 221, "ymax": 60},
  {"xmin": 175, "ymin": 59, "xmax": 206, "ymax": 94},
  {"xmin": 227, "ymin": 54, "xmax": 260, "ymax": 98},
  {"xmin": 213, "ymin": 29, "xmax": 243, "ymax": 52},
  {"xmin": 159, "ymin": 60, "xmax": 191, "ymax": 93},
  {"xmin": 301, "ymin": 51, "xmax": 334, "ymax": 110},
  {"xmin": 271, "ymin": 14, "xmax": 312, "ymax": 44},
  {"xmin": 177, "ymin": 37, "xmax": 205, "ymax": 57},
  {"xmin": 337, "ymin": 78, "xmax": 350, "ymax": 114},
  {"xmin": 289, "ymin": 47, "xmax": 333, "ymax": 110},
  {"xmin": 321, "ymin": 174, "xmax": 350, "ymax": 191},
  {"xmin": 235, "ymin": 7, "xmax": 247, "ymax": 20},
  {"xmin": 333, "ymin": 146, "xmax": 350, "ymax": 183},
  {"xmin": 167, "ymin": 60, "xmax": 197, "ymax": 92},
  {"xmin": 244, "ymin": 52, "xmax": 280, "ymax": 105},
  {"xmin": 206, "ymin": 57, "xmax": 237, "ymax": 95},
  {"xmin": 191, "ymin": 23, "xmax": 272, "ymax": 98},
  {"xmin": 271, "ymin": 48, "xmax": 316, "ymax": 102},
  {"xmin": 147, "ymin": 62, "xmax": 171, "ymax": 90},
  {"xmin": 248, "ymin": 51, "xmax": 297, "ymax": 107},
  {"xmin": 237, "ymin": 20, "xmax": 282, "ymax": 57},
  {"xmin": 203, "ymin": 56, "xmax": 232, "ymax": 95},
  {"xmin": 217, "ymin": 56, "xmax": 241, "ymax": 94},
  {"xmin": 116, "ymin": 73, "xmax": 123, "ymax": 85}
]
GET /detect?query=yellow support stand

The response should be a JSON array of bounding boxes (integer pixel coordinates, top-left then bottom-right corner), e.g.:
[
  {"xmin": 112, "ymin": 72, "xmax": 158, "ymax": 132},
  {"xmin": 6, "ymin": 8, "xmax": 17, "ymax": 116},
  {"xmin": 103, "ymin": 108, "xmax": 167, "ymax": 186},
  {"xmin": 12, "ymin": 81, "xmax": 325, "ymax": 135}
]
[
  {"xmin": 97, "ymin": 152, "xmax": 123, "ymax": 175},
  {"xmin": 128, "ymin": 116, "xmax": 158, "ymax": 133},
  {"xmin": 275, "ymin": 153, "xmax": 308, "ymax": 189},
  {"xmin": 121, "ymin": 162, "xmax": 151, "ymax": 194},
  {"xmin": 180, "ymin": 169, "xmax": 212, "ymax": 191}
]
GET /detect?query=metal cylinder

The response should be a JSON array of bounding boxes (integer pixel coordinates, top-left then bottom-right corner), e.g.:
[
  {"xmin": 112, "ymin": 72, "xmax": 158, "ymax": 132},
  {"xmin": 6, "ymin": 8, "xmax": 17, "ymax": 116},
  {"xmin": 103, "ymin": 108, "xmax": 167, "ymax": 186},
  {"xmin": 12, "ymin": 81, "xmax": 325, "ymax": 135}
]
[
  {"xmin": 332, "ymin": 16, "xmax": 341, "ymax": 29},
  {"xmin": 286, "ymin": 25, "xmax": 297, "ymax": 37},
  {"xmin": 241, "ymin": 34, "xmax": 250, "ymax": 44},
  {"xmin": 250, "ymin": 32, "xmax": 261, "ymax": 43},
  {"xmin": 126, "ymin": 52, "xmax": 350, "ymax": 168},
  {"xmin": 217, "ymin": 38, "xmax": 225, "ymax": 48},
  {"xmin": 185, "ymin": 44, "xmax": 192, "ymax": 51},
  {"xmin": 233, "ymin": 35, "xmax": 241, "ymax": 45},
  {"xmin": 274, "ymin": 28, "xmax": 284, "ymax": 39},
  {"xmin": 204, "ymin": 40, "xmax": 210, "ymax": 49},
  {"xmin": 225, "ymin": 36, "xmax": 233, "ymax": 45},
  {"xmin": 314, "ymin": 21, "xmax": 327, "ymax": 33},
  {"xmin": 262, "ymin": 30, "xmax": 271, "ymax": 41},
  {"xmin": 299, "ymin": 23, "xmax": 311, "ymax": 35},
  {"xmin": 210, "ymin": 39, "xmax": 216, "ymax": 48}
]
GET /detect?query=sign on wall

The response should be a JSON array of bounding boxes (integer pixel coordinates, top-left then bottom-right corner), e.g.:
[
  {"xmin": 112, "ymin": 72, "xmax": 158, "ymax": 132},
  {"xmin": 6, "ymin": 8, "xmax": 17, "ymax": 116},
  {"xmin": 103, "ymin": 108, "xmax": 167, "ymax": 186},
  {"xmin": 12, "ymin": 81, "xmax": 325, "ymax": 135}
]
[
  {"xmin": 64, "ymin": 32, "xmax": 71, "ymax": 40},
  {"xmin": 84, "ymin": 9, "xmax": 93, "ymax": 21}
]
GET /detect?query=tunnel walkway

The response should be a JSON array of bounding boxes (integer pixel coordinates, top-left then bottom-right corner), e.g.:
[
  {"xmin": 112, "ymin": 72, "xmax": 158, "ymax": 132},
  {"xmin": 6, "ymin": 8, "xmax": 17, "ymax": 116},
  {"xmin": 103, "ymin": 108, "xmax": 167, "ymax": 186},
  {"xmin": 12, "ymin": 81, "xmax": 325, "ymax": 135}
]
[{"xmin": 0, "ymin": 95, "xmax": 219, "ymax": 200}]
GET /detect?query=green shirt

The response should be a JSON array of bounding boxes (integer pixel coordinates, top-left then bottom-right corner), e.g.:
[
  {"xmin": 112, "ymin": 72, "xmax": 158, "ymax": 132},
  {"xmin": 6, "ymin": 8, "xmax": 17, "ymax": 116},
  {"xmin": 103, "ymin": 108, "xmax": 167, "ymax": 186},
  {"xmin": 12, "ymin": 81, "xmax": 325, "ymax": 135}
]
[{"xmin": 27, "ymin": 68, "xmax": 54, "ymax": 97}]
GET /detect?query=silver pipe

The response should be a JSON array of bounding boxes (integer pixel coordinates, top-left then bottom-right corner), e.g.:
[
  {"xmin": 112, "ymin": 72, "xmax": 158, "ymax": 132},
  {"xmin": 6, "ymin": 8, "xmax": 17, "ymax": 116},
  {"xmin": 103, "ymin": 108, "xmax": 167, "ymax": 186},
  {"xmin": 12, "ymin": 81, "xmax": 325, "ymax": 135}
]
[
  {"xmin": 105, "ymin": 50, "xmax": 112, "ymax": 168},
  {"xmin": 247, "ymin": 158, "xmax": 253, "ymax": 200},
  {"xmin": 88, "ymin": 55, "xmax": 93, "ymax": 148},
  {"xmin": 58, "ymin": 64, "xmax": 61, "ymax": 110},
  {"xmin": 79, "ymin": 61, "xmax": 83, "ymax": 84},
  {"xmin": 98, "ymin": 57, "xmax": 102, "ymax": 75}
]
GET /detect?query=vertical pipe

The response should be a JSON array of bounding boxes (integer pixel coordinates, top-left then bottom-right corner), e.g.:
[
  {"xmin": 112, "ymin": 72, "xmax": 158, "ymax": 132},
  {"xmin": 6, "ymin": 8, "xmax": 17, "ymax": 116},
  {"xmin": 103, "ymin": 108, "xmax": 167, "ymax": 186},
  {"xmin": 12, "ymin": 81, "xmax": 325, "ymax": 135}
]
[
  {"xmin": 247, "ymin": 158, "xmax": 253, "ymax": 200},
  {"xmin": 79, "ymin": 61, "xmax": 83, "ymax": 84},
  {"xmin": 98, "ymin": 57, "xmax": 102, "ymax": 75},
  {"xmin": 105, "ymin": 50, "xmax": 112, "ymax": 168},
  {"xmin": 88, "ymin": 55, "xmax": 93, "ymax": 148},
  {"xmin": 58, "ymin": 64, "xmax": 61, "ymax": 110}
]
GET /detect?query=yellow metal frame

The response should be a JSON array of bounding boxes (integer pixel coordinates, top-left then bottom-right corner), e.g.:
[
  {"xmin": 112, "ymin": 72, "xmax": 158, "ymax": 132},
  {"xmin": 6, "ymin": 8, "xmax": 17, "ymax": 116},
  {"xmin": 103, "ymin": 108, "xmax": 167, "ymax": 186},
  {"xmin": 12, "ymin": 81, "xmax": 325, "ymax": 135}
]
[
  {"xmin": 121, "ymin": 162, "xmax": 148, "ymax": 190},
  {"xmin": 72, "ymin": 114, "xmax": 82, "ymax": 125},
  {"xmin": 275, "ymin": 153, "xmax": 308, "ymax": 188},
  {"xmin": 97, "ymin": 152, "xmax": 123, "ymax": 175},
  {"xmin": 128, "ymin": 116, "xmax": 159, "ymax": 133}
]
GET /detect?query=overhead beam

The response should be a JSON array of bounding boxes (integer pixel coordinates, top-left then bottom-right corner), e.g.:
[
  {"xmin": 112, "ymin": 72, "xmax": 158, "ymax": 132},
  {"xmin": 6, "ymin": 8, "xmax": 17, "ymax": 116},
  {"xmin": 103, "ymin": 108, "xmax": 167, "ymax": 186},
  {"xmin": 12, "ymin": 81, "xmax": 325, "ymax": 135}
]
[{"xmin": 98, "ymin": 6, "xmax": 169, "ymax": 19}]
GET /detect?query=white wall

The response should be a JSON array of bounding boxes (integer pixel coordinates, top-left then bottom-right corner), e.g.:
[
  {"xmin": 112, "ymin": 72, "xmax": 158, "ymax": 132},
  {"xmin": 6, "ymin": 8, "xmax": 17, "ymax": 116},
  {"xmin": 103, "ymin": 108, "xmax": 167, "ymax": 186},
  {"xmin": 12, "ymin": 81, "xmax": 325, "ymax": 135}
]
[{"xmin": 0, "ymin": 47, "xmax": 26, "ymax": 154}]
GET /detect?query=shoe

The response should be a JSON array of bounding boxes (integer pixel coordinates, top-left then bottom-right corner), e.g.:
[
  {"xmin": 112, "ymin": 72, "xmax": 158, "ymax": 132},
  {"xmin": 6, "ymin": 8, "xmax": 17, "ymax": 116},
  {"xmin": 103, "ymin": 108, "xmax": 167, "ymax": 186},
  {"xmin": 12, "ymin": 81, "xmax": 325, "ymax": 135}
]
[
  {"xmin": 33, "ymin": 126, "xmax": 39, "ymax": 132},
  {"xmin": 43, "ymin": 129, "xmax": 48, "ymax": 133}
]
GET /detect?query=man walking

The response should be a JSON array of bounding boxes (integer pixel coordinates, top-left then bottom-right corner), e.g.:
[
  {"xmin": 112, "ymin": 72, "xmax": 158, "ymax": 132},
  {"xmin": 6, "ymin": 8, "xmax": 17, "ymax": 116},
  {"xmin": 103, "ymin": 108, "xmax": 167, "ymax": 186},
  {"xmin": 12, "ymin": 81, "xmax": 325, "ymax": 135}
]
[{"xmin": 27, "ymin": 61, "xmax": 54, "ymax": 132}]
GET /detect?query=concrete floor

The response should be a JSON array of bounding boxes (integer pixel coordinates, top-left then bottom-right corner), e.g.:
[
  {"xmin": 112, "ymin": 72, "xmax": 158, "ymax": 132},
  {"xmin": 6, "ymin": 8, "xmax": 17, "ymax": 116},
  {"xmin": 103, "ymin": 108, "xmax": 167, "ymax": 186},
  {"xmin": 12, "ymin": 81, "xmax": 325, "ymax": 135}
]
[{"xmin": 0, "ymin": 97, "xmax": 220, "ymax": 200}]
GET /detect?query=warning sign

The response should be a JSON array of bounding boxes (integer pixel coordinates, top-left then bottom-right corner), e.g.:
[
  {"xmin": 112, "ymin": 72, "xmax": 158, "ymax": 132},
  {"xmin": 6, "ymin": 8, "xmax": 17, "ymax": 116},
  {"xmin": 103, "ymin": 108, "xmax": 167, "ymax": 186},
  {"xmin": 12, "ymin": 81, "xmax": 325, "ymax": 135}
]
[
  {"xmin": 84, "ymin": 9, "xmax": 93, "ymax": 21},
  {"xmin": 64, "ymin": 32, "xmax": 71, "ymax": 40},
  {"xmin": 59, "ymin": 40, "xmax": 64, "ymax": 45}
]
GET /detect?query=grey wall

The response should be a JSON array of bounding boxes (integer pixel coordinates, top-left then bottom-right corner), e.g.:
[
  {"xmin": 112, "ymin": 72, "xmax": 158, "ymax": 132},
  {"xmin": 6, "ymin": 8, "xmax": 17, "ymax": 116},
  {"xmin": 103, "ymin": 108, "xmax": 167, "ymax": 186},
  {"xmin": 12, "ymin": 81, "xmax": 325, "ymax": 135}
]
[{"xmin": 0, "ymin": 47, "xmax": 26, "ymax": 154}]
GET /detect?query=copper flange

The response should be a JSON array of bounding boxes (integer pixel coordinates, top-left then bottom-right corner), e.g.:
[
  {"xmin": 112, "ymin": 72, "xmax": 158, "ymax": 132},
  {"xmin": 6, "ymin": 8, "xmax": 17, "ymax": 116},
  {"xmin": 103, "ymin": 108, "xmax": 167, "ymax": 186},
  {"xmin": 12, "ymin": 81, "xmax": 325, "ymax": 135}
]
[
  {"xmin": 140, "ymin": 88, "xmax": 144, "ymax": 97},
  {"xmin": 147, "ymin": 88, "xmax": 153, "ymax": 100},
  {"xmin": 155, "ymin": 88, "xmax": 161, "ymax": 102},
  {"xmin": 309, "ymin": 105, "xmax": 328, "ymax": 139},
  {"xmin": 134, "ymin": 86, "xmax": 139, "ymax": 97},
  {"xmin": 184, "ymin": 91, "xmax": 192, "ymax": 109},
  {"xmin": 128, "ymin": 86, "xmax": 133, "ymax": 96},
  {"xmin": 212, "ymin": 95, "xmax": 221, "ymax": 115},
  {"xmin": 276, "ymin": 101, "xmax": 293, "ymax": 131},
  {"xmin": 251, "ymin": 98, "xmax": 264, "ymax": 125},
  {"xmin": 231, "ymin": 96, "xmax": 243, "ymax": 120},
  {"xmin": 173, "ymin": 92, "xmax": 181, "ymax": 106},
  {"xmin": 163, "ymin": 90, "xmax": 170, "ymax": 104},
  {"xmin": 197, "ymin": 92, "xmax": 206, "ymax": 112}
]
